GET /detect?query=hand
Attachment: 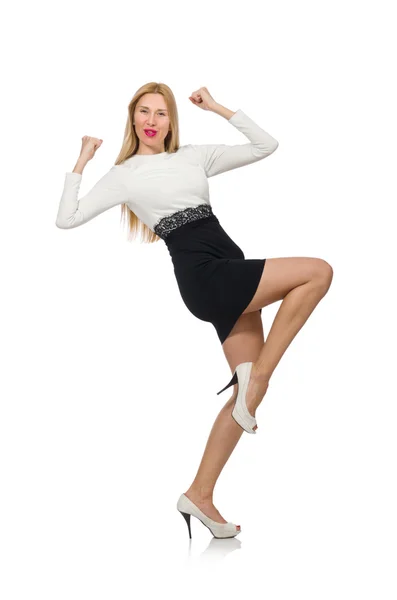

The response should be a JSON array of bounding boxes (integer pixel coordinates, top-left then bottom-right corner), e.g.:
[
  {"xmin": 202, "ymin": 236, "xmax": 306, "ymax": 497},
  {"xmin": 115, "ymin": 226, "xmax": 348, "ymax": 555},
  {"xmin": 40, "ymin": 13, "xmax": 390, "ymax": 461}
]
[
  {"xmin": 188, "ymin": 87, "xmax": 218, "ymax": 111},
  {"xmin": 79, "ymin": 135, "xmax": 103, "ymax": 162}
]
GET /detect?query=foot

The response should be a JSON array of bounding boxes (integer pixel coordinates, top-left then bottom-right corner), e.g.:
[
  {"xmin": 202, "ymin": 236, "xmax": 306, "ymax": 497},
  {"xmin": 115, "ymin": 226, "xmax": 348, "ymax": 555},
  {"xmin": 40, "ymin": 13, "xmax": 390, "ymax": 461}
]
[
  {"xmin": 184, "ymin": 489, "xmax": 240, "ymax": 531},
  {"xmin": 244, "ymin": 365, "xmax": 270, "ymax": 422}
]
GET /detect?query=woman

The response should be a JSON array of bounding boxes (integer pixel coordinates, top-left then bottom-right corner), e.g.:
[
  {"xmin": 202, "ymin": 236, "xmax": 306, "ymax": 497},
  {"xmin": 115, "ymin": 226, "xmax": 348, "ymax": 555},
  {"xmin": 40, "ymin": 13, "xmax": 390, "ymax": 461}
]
[{"xmin": 56, "ymin": 82, "xmax": 333, "ymax": 540}]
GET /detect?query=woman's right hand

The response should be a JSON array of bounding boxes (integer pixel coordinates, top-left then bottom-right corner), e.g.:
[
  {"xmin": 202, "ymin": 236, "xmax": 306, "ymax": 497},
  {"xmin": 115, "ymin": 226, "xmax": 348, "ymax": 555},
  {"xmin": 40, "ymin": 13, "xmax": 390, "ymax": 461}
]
[{"xmin": 79, "ymin": 136, "xmax": 103, "ymax": 162}]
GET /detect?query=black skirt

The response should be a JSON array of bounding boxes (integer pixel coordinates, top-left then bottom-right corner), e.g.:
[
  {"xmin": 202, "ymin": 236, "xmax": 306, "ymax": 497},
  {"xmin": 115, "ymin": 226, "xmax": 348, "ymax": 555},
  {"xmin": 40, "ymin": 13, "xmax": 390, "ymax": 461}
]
[{"xmin": 157, "ymin": 204, "xmax": 266, "ymax": 344}]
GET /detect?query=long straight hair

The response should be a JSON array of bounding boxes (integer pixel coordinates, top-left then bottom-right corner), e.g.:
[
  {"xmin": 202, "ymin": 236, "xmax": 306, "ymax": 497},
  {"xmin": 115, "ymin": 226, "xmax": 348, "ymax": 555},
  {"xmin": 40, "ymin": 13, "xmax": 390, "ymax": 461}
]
[{"xmin": 114, "ymin": 82, "xmax": 181, "ymax": 244}]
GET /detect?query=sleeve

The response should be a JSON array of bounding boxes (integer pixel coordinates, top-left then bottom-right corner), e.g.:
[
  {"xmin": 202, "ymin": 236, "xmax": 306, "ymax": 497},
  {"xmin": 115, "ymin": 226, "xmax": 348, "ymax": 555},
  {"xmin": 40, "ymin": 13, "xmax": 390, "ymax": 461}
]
[
  {"xmin": 190, "ymin": 108, "xmax": 279, "ymax": 178},
  {"xmin": 55, "ymin": 165, "xmax": 129, "ymax": 229}
]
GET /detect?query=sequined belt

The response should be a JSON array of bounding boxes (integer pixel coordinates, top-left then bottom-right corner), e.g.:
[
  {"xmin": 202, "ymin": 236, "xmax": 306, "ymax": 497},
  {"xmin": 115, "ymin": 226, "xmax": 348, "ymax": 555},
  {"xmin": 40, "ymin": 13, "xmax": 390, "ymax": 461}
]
[{"xmin": 153, "ymin": 203, "xmax": 217, "ymax": 240}]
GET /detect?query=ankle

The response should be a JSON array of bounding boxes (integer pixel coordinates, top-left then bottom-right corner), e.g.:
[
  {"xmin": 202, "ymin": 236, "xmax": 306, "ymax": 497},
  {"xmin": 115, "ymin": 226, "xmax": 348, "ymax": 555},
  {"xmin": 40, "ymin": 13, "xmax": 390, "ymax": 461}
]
[{"xmin": 185, "ymin": 484, "xmax": 214, "ymax": 502}]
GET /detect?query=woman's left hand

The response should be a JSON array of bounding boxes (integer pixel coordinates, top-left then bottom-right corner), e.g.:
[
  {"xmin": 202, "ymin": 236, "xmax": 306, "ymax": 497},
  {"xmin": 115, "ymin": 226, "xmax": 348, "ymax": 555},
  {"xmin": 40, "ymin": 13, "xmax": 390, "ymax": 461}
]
[{"xmin": 189, "ymin": 87, "xmax": 218, "ymax": 111}]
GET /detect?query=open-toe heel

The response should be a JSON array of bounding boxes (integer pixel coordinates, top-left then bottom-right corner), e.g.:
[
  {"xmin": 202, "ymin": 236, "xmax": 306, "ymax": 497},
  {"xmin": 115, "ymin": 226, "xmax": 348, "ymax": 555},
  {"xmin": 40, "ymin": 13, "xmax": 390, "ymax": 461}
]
[
  {"xmin": 217, "ymin": 361, "xmax": 258, "ymax": 434},
  {"xmin": 177, "ymin": 494, "xmax": 241, "ymax": 539}
]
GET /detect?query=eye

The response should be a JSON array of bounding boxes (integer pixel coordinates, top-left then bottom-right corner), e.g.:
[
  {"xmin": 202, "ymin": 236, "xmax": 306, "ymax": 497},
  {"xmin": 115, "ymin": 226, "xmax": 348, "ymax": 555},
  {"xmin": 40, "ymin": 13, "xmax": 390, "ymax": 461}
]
[{"xmin": 140, "ymin": 109, "xmax": 166, "ymax": 116}]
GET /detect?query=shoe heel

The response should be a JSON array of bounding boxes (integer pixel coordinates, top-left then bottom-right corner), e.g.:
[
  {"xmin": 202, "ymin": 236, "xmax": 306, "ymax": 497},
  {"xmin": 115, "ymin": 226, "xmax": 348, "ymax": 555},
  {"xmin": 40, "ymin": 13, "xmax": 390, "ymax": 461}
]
[
  {"xmin": 179, "ymin": 510, "xmax": 192, "ymax": 539},
  {"xmin": 216, "ymin": 370, "xmax": 237, "ymax": 395}
]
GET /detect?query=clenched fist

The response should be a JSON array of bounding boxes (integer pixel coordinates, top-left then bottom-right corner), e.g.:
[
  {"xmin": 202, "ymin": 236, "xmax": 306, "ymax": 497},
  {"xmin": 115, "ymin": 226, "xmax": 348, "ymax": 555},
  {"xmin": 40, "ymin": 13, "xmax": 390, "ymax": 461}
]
[
  {"xmin": 79, "ymin": 136, "xmax": 103, "ymax": 162},
  {"xmin": 188, "ymin": 87, "xmax": 218, "ymax": 111}
]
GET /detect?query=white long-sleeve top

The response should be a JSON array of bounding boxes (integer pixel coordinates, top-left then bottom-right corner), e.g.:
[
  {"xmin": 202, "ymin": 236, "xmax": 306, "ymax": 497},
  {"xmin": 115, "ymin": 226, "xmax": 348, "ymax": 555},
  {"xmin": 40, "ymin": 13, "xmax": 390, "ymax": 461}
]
[{"xmin": 55, "ymin": 109, "xmax": 279, "ymax": 234}]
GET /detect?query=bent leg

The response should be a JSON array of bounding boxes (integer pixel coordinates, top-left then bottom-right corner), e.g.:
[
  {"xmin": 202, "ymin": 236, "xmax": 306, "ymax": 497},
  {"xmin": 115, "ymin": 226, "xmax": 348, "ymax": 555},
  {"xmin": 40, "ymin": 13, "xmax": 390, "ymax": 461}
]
[
  {"xmin": 248, "ymin": 257, "xmax": 333, "ymax": 381},
  {"xmin": 242, "ymin": 256, "xmax": 333, "ymax": 314},
  {"xmin": 239, "ymin": 257, "xmax": 334, "ymax": 414}
]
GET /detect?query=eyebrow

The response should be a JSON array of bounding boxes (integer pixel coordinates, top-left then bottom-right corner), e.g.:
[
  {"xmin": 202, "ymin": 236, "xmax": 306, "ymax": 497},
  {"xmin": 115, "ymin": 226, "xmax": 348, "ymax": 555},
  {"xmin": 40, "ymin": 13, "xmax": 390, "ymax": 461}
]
[{"xmin": 138, "ymin": 105, "xmax": 168, "ymax": 112}]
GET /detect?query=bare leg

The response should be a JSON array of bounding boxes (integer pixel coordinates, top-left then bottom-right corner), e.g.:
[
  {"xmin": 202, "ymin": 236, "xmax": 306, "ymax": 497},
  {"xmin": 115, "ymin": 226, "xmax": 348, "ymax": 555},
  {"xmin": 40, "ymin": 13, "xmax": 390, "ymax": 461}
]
[
  {"xmin": 184, "ymin": 392, "xmax": 243, "ymax": 524},
  {"xmin": 246, "ymin": 277, "xmax": 332, "ymax": 417},
  {"xmin": 184, "ymin": 273, "xmax": 332, "ymax": 522}
]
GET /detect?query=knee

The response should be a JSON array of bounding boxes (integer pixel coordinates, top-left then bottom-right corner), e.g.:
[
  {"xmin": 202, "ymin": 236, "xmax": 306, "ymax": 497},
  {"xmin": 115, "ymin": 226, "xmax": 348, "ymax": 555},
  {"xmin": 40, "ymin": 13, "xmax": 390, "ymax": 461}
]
[{"xmin": 314, "ymin": 259, "xmax": 334, "ymax": 291}]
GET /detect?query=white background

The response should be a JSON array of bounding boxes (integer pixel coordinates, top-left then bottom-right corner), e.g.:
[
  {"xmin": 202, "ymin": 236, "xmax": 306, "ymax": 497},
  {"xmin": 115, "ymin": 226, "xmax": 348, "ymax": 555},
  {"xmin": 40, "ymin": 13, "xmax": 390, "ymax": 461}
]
[{"xmin": 1, "ymin": 0, "xmax": 396, "ymax": 597}]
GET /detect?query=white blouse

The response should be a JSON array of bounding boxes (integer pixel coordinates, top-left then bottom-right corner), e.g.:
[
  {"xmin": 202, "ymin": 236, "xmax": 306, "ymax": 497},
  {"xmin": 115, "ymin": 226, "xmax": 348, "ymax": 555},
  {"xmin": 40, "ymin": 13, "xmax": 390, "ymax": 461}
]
[{"xmin": 55, "ymin": 108, "xmax": 279, "ymax": 233}]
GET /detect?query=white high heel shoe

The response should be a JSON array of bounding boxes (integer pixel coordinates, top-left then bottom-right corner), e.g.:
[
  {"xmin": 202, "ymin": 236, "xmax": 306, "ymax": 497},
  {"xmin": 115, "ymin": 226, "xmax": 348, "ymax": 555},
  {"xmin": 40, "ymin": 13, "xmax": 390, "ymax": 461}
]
[
  {"xmin": 177, "ymin": 494, "xmax": 241, "ymax": 539},
  {"xmin": 217, "ymin": 361, "xmax": 258, "ymax": 434}
]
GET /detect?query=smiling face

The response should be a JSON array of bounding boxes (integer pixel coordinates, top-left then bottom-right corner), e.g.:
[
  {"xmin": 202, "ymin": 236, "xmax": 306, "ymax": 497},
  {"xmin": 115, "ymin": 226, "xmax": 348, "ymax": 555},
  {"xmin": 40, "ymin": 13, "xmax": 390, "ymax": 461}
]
[{"xmin": 134, "ymin": 93, "xmax": 171, "ymax": 155}]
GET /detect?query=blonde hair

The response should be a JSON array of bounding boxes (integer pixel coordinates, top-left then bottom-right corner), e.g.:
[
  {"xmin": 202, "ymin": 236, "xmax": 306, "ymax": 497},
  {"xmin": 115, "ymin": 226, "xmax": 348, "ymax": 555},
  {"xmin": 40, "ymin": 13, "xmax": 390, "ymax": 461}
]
[{"xmin": 114, "ymin": 82, "xmax": 181, "ymax": 243}]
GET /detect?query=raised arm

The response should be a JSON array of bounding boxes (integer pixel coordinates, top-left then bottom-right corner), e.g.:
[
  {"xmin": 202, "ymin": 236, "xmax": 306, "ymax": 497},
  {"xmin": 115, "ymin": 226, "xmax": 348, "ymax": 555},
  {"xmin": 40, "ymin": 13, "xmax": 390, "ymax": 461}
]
[
  {"xmin": 55, "ymin": 165, "xmax": 129, "ymax": 229},
  {"xmin": 190, "ymin": 106, "xmax": 279, "ymax": 178}
]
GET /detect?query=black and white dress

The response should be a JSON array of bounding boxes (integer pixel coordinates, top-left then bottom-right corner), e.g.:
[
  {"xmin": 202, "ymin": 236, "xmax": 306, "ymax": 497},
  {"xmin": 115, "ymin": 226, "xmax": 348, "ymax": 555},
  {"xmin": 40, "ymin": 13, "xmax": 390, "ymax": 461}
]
[{"xmin": 56, "ymin": 109, "xmax": 279, "ymax": 344}]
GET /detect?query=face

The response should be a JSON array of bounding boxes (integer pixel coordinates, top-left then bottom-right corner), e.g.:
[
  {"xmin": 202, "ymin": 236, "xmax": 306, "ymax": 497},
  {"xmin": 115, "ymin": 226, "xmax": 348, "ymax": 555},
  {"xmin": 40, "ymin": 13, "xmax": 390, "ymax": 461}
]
[{"xmin": 134, "ymin": 93, "xmax": 170, "ymax": 155}]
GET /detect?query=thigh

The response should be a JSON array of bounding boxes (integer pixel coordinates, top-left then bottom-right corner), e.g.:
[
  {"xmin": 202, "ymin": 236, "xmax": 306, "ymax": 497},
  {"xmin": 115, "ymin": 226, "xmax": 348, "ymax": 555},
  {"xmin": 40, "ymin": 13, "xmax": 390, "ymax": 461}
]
[
  {"xmin": 242, "ymin": 256, "xmax": 333, "ymax": 314},
  {"xmin": 221, "ymin": 310, "xmax": 265, "ymax": 397}
]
